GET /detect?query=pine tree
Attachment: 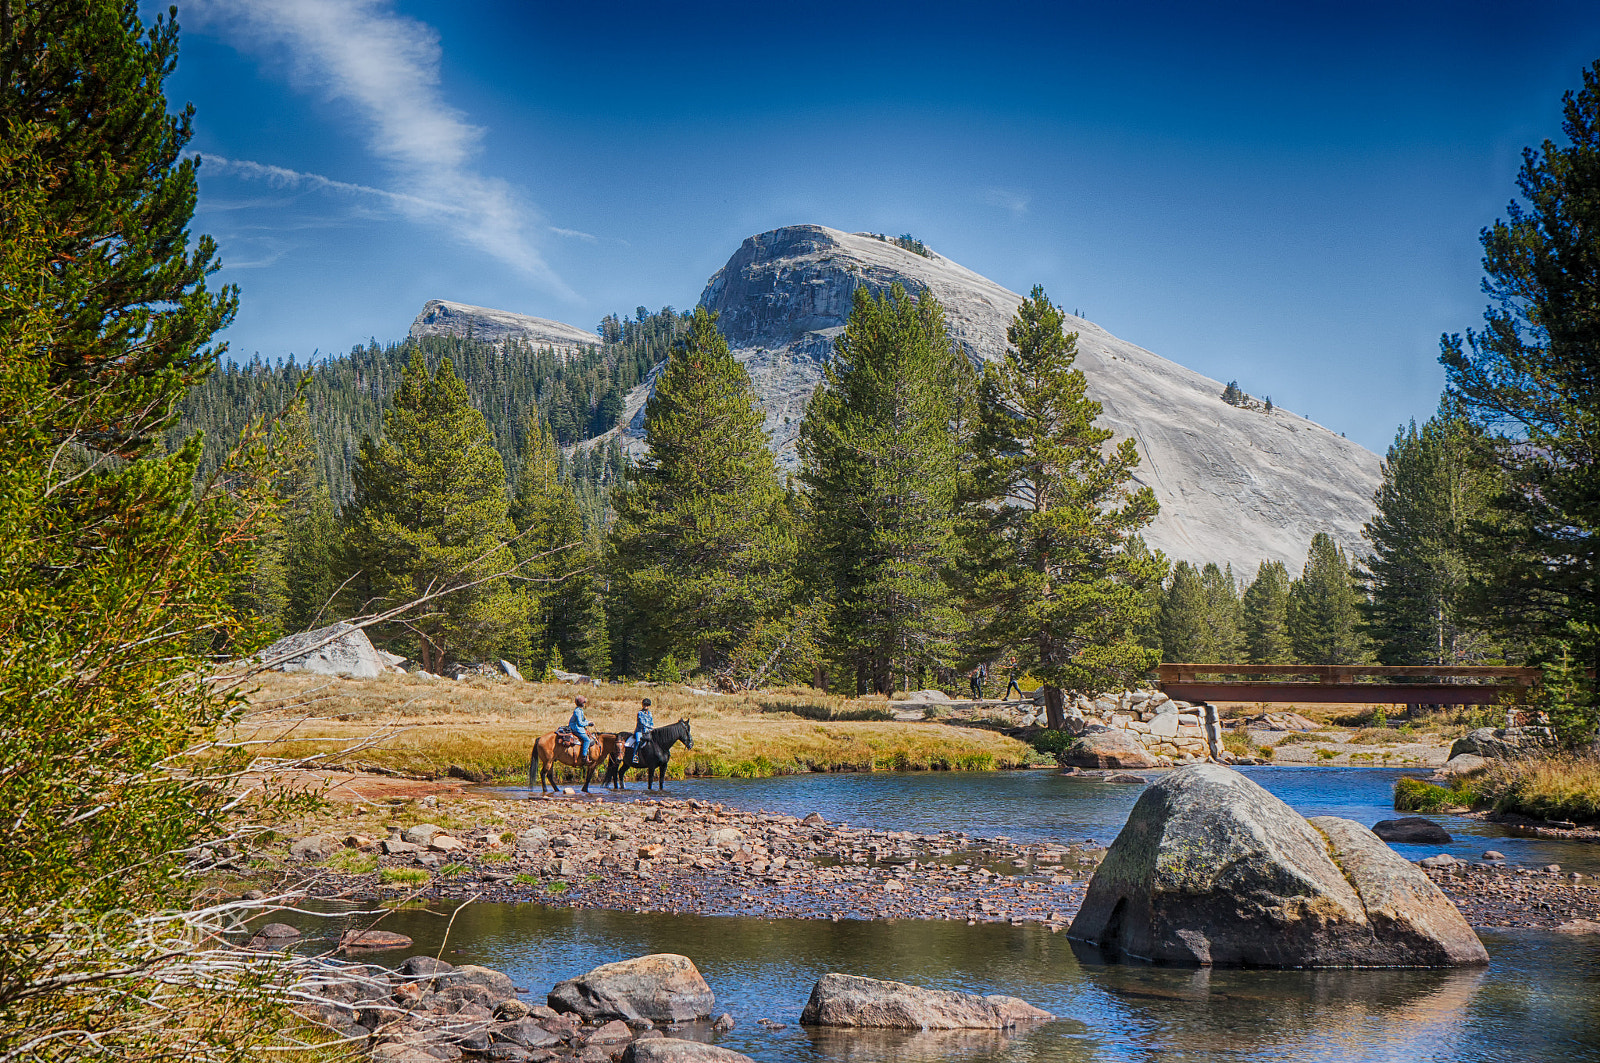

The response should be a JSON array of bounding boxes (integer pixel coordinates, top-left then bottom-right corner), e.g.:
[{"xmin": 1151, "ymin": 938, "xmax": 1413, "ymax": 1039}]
[
  {"xmin": 0, "ymin": 3, "xmax": 310, "ymax": 1053},
  {"xmin": 957, "ymin": 286, "xmax": 1163, "ymax": 724},
  {"xmin": 512, "ymin": 418, "xmax": 606, "ymax": 675},
  {"xmin": 1288, "ymin": 533, "xmax": 1369, "ymax": 664},
  {"xmin": 799, "ymin": 284, "xmax": 967, "ymax": 694},
  {"xmin": 1201, "ymin": 562, "xmax": 1244, "ymax": 663},
  {"xmin": 345, "ymin": 352, "xmax": 525, "ymax": 670},
  {"xmin": 1241, "ymin": 560, "xmax": 1294, "ymax": 665},
  {"xmin": 1360, "ymin": 414, "xmax": 1501, "ymax": 665},
  {"xmin": 608, "ymin": 307, "xmax": 794, "ymax": 679},
  {"xmin": 1437, "ymin": 63, "xmax": 1600, "ymax": 673},
  {"xmin": 1159, "ymin": 562, "xmax": 1211, "ymax": 662}
]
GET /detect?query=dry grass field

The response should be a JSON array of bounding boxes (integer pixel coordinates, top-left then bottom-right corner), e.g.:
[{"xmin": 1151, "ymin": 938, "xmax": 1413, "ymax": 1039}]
[{"xmin": 234, "ymin": 673, "xmax": 1039, "ymax": 782}]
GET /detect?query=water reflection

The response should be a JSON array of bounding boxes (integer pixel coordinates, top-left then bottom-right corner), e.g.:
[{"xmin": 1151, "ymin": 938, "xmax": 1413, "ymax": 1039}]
[{"xmin": 285, "ymin": 902, "xmax": 1597, "ymax": 1063}]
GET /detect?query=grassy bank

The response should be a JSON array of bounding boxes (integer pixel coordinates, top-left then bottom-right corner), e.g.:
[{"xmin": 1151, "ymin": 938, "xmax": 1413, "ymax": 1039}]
[
  {"xmin": 1395, "ymin": 755, "xmax": 1600, "ymax": 823},
  {"xmin": 236, "ymin": 673, "xmax": 1039, "ymax": 781}
]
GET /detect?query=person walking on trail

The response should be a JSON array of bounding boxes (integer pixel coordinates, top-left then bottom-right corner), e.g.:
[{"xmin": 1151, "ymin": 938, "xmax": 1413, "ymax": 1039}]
[
  {"xmin": 568, "ymin": 695, "xmax": 594, "ymax": 760},
  {"xmin": 631, "ymin": 697, "xmax": 654, "ymax": 752},
  {"xmin": 969, "ymin": 663, "xmax": 988, "ymax": 700},
  {"xmin": 1003, "ymin": 657, "xmax": 1023, "ymax": 701}
]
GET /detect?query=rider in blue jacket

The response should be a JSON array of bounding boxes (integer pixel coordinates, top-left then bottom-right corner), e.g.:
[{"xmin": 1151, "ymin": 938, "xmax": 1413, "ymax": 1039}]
[
  {"xmin": 631, "ymin": 697, "xmax": 654, "ymax": 753},
  {"xmin": 568, "ymin": 695, "xmax": 593, "ymax": 759}
]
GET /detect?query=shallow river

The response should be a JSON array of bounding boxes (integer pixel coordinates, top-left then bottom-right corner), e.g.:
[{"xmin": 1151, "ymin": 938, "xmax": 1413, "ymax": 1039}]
[{"xmin": 315, "ymin": 768, "xmax": 1600, "ymax": 1061}]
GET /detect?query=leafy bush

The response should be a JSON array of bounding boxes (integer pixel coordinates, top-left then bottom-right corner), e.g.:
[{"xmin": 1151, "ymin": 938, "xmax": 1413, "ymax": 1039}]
[
  {"xmin": 1030, "ymin": 729, "xmax": 1079, "ymax": 762},
  {"xmin": 379, "ymin": 867, "xmax": 429, "ymax": 886},
  {"xmin": 1394, "ymin": 777, "xmax": 1471, "ymax": 812}
]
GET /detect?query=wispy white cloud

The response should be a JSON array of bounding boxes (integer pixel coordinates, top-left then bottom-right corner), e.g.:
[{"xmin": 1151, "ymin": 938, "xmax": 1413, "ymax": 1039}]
[
  {"xmin": 195, "ymin": 154, "xmax": 459, "ymax": 215},
  {"xmin": 548, "ymin": 226, "xmax": 600, "ymax": 243},
  {"xmin": 185, "ymin": 0, "xmax": 570, "ymax": 296},
  {"xmin": 984, "ymin": 187, "xmax": 1031, "ymax": 217}
]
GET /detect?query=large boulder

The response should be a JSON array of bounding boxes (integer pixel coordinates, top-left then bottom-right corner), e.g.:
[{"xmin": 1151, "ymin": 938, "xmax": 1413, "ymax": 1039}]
[
  {"xmin": 1067, "ymin": 763, "xmax": 1487, "ymax": 966},
  {"xmin": 1371, "ymin": 817, "xmax": 1452, "ymax": 844},
  {"xmin": 798, "ymin": 973, "xmax": 1053, "ymax": 1029},
  {"xmin": 258, "ymin": 622, "xmax": 388, "ymax": 678},
  {"xmin": 548, "ymin": 954, "xmax": 715, "ymax": 1023},
  {"xmin": 1059, "ymin": 729, "xmax": 1158, "ymax": 769},
  {"xmin": 1448, "ymin": 726, "xmax": 1551, "ymax": 760}
]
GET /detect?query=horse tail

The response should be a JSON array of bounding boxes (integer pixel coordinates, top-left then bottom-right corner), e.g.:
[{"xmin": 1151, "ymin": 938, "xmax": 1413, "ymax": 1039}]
[{"xmin": 528, "ymin": 740, "xmax": 540, "ymax": 790}]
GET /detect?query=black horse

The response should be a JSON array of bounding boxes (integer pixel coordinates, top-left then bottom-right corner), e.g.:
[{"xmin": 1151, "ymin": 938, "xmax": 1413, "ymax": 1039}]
[{"xmin": 605, "ymin": 718, "xmax": 694, "ymax": 791}]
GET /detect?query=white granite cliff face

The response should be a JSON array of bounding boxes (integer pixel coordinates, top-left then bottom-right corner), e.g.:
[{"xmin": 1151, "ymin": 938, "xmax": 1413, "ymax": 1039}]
[
  {"xmin": 671, "ymin": 224, "xmax": 1381, "ymax": 575},
  {"xmin": 409, "ymin": 298, "xmax": 599, "ymax": 352}
]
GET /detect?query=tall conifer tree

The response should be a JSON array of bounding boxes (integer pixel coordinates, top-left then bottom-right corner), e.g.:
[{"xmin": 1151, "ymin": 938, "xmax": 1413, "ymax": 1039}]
[
  {"xmin": 1241, "ymin": 560, "xmax": 1294, "ymax": 665},
  {"xmin": 800, "ymin": 284, "xmax": 967, "ymax": 694},
  {"xmin": 345, "ymin": 352, "xmax": 524, "ymax": 670},
  {"xmin": 1361, "ymin": 414, "xmax": 1501, "ymax": 665},
  {"xmin": 1288, "ymin": 533, "xmax": 1369, "ymax": 664},
  {"xmin": 609, "ymin": 308, "xmax": 794, "ymax": 678},
  {"xmin": 513, "ymin": 418, "xmax": 607, "ymax": 676},
  {"xmin": 1440, "ymin": 62, "xmax": 1600, "ymax": 673},
  {"xmin": 957, "ymin": 286, "xmax": 1162, "ymax": 724},
  {"xmin": 1159, "ymin": 561, "xmax": 1211, "ymax": 663},
  {"xmin": 1200, "ymin": 562, "xmax": 1244, "ymax": 663}
]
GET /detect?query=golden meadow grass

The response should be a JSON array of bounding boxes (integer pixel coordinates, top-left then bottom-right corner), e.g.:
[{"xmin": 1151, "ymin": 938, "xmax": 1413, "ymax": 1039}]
[{"xmin": 238, "ymin": 673, "xmax": 1037, "ymax": 780}]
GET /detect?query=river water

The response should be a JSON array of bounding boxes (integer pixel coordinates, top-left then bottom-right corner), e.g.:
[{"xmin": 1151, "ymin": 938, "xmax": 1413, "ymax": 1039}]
[{"xmin": 312, "ymin": 768, "xmax": 1600, "ymax": 1061}]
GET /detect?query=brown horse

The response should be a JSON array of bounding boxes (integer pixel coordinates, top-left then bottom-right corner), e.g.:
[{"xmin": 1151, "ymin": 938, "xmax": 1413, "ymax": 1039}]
[{"xmin": 529, "ymin": 730, "xmax": 621, "ymax": 794}]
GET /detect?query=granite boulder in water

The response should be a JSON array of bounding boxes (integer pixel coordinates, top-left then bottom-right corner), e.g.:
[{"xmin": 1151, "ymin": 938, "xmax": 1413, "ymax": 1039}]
[
  {"xmin": 549, "ymin": 954, "xmax": 714, "ymax": 1023},
  {"xmin": 799, "ymin": 973, "xmax": 1053, "ymax": 1029},
  {"xmin": 1067, "ymin": 763, "xmax": 1487, "ymax": 966}
]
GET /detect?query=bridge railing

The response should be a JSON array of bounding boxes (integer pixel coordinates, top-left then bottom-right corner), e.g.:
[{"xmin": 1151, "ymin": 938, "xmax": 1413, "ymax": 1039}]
[{"xmin": 1155, "ymin": 663, "xmax": 1540, "ymax": 706}]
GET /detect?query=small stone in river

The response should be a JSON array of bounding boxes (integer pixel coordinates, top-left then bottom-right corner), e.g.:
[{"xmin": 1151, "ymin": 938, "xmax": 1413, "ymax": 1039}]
[
  {"xmin": 1545, "ymin": 864, "xmax": 1562, "ymax": 873},
  {"xmin": 338, "ymin": 929, "xmax": 413, "ymax": 951},
  {"xmin": 1484, "ymin": 850, "xmax": 1506, "ymax": 861}
]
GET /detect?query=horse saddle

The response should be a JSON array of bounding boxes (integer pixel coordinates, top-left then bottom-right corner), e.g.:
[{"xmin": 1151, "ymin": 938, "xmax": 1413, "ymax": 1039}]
[{"xmin": 554, "ymin": 726, "xmax": 580, "ymax": 749}]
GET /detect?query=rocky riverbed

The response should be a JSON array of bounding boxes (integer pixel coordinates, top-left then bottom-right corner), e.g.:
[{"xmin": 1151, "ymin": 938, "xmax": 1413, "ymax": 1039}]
[
  {"xmin": 271, "ymin": 789, "xmax": 1103, "ymax": 929},
  {"xmin": 248, "ymin": 770, "xmax": 1600, "ymax": 937}
]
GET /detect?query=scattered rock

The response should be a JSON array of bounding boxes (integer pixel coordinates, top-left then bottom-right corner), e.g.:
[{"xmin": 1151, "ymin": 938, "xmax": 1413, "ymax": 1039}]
[
  {"xmin": 1554, "ymin": 919, "xmax": 1600, "ymax": 935},
  {"xmin": 548, "ymin": 954, "xmax": 715, "ymax": 1023},
  {"xmin": 402, "ymin": 824, "xmax": 444, "ymax": 845},
  {"xmin": 1449, "ymin": 726, "xmax": 1552, "ymax": 760},
  {"xmin": 1059, "ymin": 729, "xmax": 1158, "ymax": 770},
  {"xmin": 798, "ymin": 973, "xmax": 1053, "ymax": 1029},
  {"xmin": 289, "ymin": 834, "xmax": 340, "ymax": 862},
  {"xmin": 1067, "ymin": 763, "xmax": 1487, "ymax": 966},
  {"xmin": 1483, "ymin": 850, "xmax": 1506, "ymax": 861},
  {"xmin": 621, "ymin": 1039, "xmax": 755, "ymax": 1063},
  {"xmin": 245, "ymin": 922, "xmax": 302, "ymax": 949},
  {"xmin": 711, "ymin": 1013, "xmax": 735, "ymax": 1031},
  {"xmin": 1419, "ymin": 854, "xmax": 1457, "ymax": 869},
  {"xmin": 1103, "ymin": 774, "xmax": 1148, "ymax": 785},
  {"xmin": 1439, "ymin": 753, "xmax": 1488, "ymax": 775},
  {"xmin": 499, "ymin": 659, "xmax": 525, "ymax": 681},
  {"xmin": 585, "ymin": 1020, "xmax": 634, "ymax": 1045},
  {"xmin": 338, "ymin": 929, "xmax": 413, "ymax": 951},
  {"xmin": 1371, "ymin": 817, "xmax": 1453, "ymax": 844},
  {"xmin": 801, "ymin": 813, "xmax": 826, "ymax": 826}
]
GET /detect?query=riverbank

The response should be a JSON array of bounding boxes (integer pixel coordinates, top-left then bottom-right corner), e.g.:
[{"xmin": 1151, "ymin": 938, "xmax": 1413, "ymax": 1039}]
[
  {"xmin": 239, "ymin": 673, "xmax": 1042, "ymax": 780},
  {"xmin": 1398, "ymin": 756, "xmax": 1600, "ymax": 825}
]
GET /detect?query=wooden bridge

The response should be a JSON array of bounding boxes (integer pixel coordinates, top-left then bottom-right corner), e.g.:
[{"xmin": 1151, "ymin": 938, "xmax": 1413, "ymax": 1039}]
[{"xmin": 1156, "ymin": 663, "xmax": 1540, "ymax": 706}]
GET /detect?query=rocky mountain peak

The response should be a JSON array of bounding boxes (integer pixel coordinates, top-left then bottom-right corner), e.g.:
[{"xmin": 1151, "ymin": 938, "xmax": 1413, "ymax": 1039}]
[{"xmin": 687, "ymin": 224, "xmax": 1381, "ymax": 574}]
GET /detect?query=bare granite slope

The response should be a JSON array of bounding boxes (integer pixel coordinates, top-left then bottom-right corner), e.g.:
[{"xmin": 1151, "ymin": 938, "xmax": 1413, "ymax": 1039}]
[
  {"xmin": 409, "ymin": 298, "xmax": 599, "ymax": 352},
  {"xmin": 680, "ymin": 224, "xmax": 1381, "ymax": 574}
]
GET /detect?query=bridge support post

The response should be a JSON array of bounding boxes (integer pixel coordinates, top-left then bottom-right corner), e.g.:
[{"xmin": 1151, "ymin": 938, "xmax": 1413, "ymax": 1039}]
[{"xmin": 1203, "ymin": 703, "xmax": 1224, "ymax": 761}]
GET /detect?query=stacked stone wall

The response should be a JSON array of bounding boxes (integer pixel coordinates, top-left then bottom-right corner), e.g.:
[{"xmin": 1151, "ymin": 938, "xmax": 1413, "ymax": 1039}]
[{"xmin": 1069, "ymin": 691, "xmax": 1225, "ymax": 766}]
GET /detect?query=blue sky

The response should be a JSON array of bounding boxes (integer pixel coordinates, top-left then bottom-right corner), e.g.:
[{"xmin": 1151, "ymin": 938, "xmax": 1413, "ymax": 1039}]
[{"xmin": 163, "ymin": 0, "xmax": 1600, "ymax": 452}]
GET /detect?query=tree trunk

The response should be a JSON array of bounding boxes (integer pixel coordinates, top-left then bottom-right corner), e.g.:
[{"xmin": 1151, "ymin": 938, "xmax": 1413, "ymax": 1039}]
[
  {"xmin": 1042, "ymin": 685, "xmax": 1066, "ymax": 730},
  {"xmin": 814, "ymin": 664, "xmax": 829, "ymax": 693}
]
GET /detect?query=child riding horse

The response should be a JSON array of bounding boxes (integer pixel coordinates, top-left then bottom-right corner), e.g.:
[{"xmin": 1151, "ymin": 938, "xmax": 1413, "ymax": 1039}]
[{"xmin": 605, "ymin": 718, "xmax": 694, "ymax": 791}]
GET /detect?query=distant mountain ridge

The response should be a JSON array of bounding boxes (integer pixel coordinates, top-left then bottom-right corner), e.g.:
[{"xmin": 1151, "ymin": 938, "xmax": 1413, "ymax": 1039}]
[{"xmin": 410, "ymin": 298, "xmax": 599, "ymax": 352}]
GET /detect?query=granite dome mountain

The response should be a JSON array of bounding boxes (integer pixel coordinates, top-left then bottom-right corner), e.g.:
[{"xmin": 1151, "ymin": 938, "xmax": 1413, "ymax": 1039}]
[{"xmin": 423, "ymin": 224, "xmax": 1381, "ymax": 575}]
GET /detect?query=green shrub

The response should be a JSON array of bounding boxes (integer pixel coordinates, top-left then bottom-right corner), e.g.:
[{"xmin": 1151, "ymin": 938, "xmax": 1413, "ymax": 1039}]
[
  {"xmin": 379, "ymin": 867, "xmax": 429, "ymax": 886},
  {"xmin": 1030, "ymin": 730, "xmax": 1078, "ymax": 762},
  {"xmin": 1394, "ymin": 777, "xmax": 1469, "ymax": 812}
]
